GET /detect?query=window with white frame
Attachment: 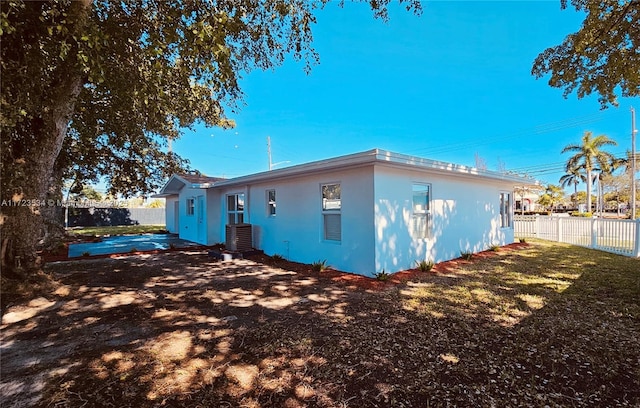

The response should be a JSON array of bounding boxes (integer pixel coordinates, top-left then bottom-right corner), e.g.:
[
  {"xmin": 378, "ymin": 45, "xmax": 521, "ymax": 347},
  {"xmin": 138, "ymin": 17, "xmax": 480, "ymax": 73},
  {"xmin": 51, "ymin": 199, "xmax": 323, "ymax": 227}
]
[
  {"xmin": 267, "ymin": 189, "xmax": 276, "ymax": 216},
  {"xmin": 412, "ymin": 183, "xmax": 431, "ymax": 238},
  {"xmin": 321, "ymin": 183, "xmax": 341, "ymax": 241},
  {"xmin": 227, "ymin": 193, "xmax": 245, "ymax": 224},
  {"xmin": 500, "ymin": 192, "xmax": 512, "ymax": 228},
  {"xmin": 186, "ymin": 198, "xmax": 195, "ymax": 216}
]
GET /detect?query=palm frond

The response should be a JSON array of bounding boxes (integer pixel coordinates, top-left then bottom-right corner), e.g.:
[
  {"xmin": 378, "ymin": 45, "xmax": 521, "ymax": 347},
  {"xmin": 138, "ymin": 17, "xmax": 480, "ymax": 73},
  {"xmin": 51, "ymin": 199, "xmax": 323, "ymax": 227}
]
[
  {"xmin": 591, "ymin": 134, "xmax": 618, "ymax": 148},
  {"xmin": 561, "ymin": 143, "xmax": 581, "ymax": 154}
]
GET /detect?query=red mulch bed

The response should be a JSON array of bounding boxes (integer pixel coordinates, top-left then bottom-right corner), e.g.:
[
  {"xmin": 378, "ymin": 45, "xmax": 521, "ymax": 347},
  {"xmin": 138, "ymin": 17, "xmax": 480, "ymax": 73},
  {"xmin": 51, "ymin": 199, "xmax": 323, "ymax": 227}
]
[{"xmin": 323, "ymin": 242, "xmax": 530, "ymax": 291}]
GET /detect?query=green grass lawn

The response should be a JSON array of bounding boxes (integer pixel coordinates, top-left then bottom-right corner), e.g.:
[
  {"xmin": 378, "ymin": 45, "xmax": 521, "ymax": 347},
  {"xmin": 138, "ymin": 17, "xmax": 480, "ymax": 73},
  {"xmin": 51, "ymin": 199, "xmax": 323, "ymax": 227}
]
[
  {"xmin": 404, "ymin": 239, "xmax": 639, "ymax": 322},
  {"xmin": 397, "ymin": 239, "xmax": 640, "ymax": 405},
  {"xmin": 516, "ymin": 234, "xmax": 636, "ymax": 254},
  {"xmin": 67, "ymin": 224, "xmax": 167, "ymax": 237}
]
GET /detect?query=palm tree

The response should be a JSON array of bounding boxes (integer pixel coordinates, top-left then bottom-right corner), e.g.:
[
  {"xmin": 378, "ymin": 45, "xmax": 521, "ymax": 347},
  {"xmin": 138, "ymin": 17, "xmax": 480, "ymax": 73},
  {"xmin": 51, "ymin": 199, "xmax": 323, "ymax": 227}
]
[
  {"xmin": 561, "ymin": 131, "xmax": 617, "ymax": 212},
  {"xmin": 559, "ymin": 166, "xmax": 586, "ymax": 194},
  {"xmin": 559, "ymin": 166, "xmax": 586, "ymax": 208}
]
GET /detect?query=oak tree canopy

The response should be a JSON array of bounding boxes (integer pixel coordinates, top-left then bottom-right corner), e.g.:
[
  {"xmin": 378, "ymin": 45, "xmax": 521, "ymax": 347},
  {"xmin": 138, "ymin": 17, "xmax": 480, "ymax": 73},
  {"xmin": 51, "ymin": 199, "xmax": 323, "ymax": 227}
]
[{"xmin": 532, "ymin": 0, "xmax": 640, "ymax": 108}]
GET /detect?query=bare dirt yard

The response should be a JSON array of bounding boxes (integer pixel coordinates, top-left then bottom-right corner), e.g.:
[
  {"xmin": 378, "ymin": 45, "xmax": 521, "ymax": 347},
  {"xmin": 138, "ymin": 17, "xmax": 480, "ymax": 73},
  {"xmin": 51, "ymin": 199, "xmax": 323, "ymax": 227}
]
[{"xmin": 1, "ymin": 241, "xmax": 639, "ymax": 407}]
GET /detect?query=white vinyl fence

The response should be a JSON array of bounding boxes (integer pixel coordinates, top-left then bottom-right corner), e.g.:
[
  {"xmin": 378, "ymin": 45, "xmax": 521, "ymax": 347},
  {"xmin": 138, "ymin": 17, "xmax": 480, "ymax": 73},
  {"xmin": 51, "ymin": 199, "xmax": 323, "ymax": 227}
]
[{"xmin": 514, "ymin": 215, "xmax": 640, "ymax": 258}]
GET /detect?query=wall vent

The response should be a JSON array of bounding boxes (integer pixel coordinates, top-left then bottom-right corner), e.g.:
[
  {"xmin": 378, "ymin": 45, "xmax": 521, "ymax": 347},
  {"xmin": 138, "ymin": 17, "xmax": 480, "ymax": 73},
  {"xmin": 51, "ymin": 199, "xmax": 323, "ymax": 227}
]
[{"xmin": 226, "ymin": 224, "xmax": 252, "ymax": 251}]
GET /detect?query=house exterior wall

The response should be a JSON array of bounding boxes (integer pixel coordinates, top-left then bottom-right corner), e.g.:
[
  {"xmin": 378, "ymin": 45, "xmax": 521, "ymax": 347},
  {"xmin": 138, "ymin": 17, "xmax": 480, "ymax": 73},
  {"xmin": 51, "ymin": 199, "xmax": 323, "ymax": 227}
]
[
  {"xmin": 206, "ymin": 189, "xmax": 223, "ymax": 245},
  {"xmin": 165, "ymin": 195, "xmax": 179, "ymax": 233},
  {"xmin": 218, "ymin": 166, "xmax": 376, "ymax": 274},
  {"xmin": 159, "ymin": 150, "xmax": 526, "ymax": 277},
  {"xmin": 373, "ymin": 165, "xmax": 515, "ymax": 274}
]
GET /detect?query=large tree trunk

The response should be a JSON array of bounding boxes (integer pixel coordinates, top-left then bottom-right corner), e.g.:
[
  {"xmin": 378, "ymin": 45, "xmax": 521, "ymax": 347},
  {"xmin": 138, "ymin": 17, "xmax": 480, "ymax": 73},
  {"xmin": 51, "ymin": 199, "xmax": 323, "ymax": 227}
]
[
  {"xmin": 42, "ymin": 167, "xmax": 67, "ymax": 249},
  {"xmin": 1, "ymin": 75, "xmax": 84, "ymax": 275},
  {"xmin": 0, "ymin": 0, "xmax": 91, "ymax": 277}
]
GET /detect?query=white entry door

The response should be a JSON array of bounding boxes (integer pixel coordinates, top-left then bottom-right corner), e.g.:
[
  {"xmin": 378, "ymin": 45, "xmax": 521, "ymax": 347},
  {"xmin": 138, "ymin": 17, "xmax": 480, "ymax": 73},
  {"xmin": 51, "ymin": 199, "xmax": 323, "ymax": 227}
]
[
  {"xmin": 173, "ymin": 201, "xmax": 179, "ymax": 233},
  {"xmin": 197, "ymin": 195, "xmax": 205, "ymax": 244}
]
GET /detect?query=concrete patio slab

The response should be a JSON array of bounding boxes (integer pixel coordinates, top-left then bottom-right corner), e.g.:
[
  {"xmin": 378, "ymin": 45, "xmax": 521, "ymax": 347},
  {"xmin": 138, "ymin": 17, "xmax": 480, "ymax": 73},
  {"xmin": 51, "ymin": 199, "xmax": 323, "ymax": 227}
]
[{"xmin": 68, "ymin": 234, "xmax": 199, "ymax": 258}]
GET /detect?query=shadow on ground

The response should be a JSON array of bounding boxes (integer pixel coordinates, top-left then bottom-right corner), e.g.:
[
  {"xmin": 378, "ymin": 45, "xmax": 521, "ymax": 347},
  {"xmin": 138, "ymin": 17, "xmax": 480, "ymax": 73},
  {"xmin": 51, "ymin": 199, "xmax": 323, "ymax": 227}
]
[{"xmin": 1, "ymin": 242, "xmax": 639, "ymax": 407}]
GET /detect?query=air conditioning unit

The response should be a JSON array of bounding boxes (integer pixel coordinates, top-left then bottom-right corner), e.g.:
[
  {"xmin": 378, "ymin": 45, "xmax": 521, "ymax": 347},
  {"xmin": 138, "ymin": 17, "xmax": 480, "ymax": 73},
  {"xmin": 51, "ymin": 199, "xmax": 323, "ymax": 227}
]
[{"xmin": 226, "ymin": 224, "xmax": 252, "ymax": 251}]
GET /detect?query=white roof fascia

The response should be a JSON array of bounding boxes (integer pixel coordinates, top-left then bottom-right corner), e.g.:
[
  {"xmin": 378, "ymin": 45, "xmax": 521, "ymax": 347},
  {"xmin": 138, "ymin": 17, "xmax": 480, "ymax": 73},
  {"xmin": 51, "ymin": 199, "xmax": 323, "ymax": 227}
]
[
  {"xmin": 157, "ymin": 174, "xmax": 206, "ymax": 195},
  {"xmin": 151, "ymin": 192, "xmax": 178, "ymax": 198},
  {"xmin": 209, "ymin": 148, "xmax": 539, "ymax": 190},
  {"xmin": 192, "ymin": 182, "xmax": 218, "ymax": 189},
  {"xmin": 156, "ymin": 175, "xmax": 185, "ymax": 196},
  {"xmin": 213, "ymin": 149, "xmax": 379, "ymax": 188},
  {"xmin": 372, "ymin": 149, "xmax": 539, "ymax": 187}
]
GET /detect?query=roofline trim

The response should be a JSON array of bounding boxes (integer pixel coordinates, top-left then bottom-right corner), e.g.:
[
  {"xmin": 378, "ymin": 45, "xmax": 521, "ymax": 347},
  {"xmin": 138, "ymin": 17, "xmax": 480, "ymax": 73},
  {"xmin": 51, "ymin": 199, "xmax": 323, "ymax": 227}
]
[{"xmin": 212, "ymin": 148, "xmax": 539, "ymax": 188}]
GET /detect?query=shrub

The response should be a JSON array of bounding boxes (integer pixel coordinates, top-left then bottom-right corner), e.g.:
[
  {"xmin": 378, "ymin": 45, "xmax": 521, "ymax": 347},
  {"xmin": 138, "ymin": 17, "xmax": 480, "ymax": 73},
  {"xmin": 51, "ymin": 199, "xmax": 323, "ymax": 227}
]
[
  {"xmin": 169, "ymin": 243, "xmax": 177, "ymax": 250},
  {"xmin": 416, "ymin": 259, "xmax": 435, "ymax": 272},
  {"xmin": 82, "ymin": 251, "xmax": 91, "ymax": 257},
  {"xmin": 570, "ymin": 211, "xmax": 593, "ymax": 217},
  {"xmin": 374, "ymin": 270, "xmax": 390, "ymax": 281},
  {"xmin": 518, "ymin": 211, "xmax": 552, "ymax": 216},
  {"xmin": 519, "ymin": 238, "xmax": 527, "ymax": 243},
  {"xmin": 311, "ymin": 259, "xmax": 328, "ymax": 272},
  {"xmin": 46, "ymin": 240, "xmax": 67, "ymax": 256},
  {"xmin": 460, "ymin": 250, "xmax": 473, "ymax": 260},
  {"xmin": 490, "ymin": 244, "xmax": 500, "ymax": 252},
  {"xmin": 271, "ymin": 253, "xmax": 284, "ymax": 261},
  {"xmin": 130, "ymin": 247, "xmax": 138, "ymax": 253}
]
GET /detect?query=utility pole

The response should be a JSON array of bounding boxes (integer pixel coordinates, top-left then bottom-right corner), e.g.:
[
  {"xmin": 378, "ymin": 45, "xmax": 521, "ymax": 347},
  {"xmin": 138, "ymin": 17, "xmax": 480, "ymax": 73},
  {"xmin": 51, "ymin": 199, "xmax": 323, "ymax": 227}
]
[
  {"xmin": 267, "ymin": 135, "xmax": 272, "ymax": 171},
  {"xmin": 266, "ymin": 136, "xmax": 290, "ymax": 170},
  {"xmin": 632, "ymin": 107, "xmax": 637, "ymax": 219}
]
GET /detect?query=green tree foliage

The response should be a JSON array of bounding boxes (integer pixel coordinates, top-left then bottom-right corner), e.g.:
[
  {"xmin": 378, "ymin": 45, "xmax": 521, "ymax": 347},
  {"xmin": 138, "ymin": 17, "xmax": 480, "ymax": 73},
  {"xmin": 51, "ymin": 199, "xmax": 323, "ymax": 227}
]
[
  {"xmin": 601, "ymin": 171, "xmax": 631, "ymax": 208},
  {"xmin": 571, "ymin": 190, "xmax": 597, "ymax": 205},
  {"xmin": 611, "ymin": 150, "xmax": 639, "ymax": 215},
  {"xmin": 561, "ymin": 131, "xmax": 617, "ymax": 211},
  {"xmin": 612, "ymin": 149, "xmax": 640, "ymax": 174},
  {"xmin": 75, "ymin": 186, "xmax": 103, "ymax": 201},
  {"xmin": 532, "ymin": 0, "xmax": 640, "ymax": 108},
  {"xmin": 0, "ymin": 0, "xmax": 422, "ymax": 275},
  {"xmin": 146, "ymin": 199, "xmax": 165, "ymax": 209},
  {"xmin": 537, "ymin": 184, "xmax": 565, "ymax": 213}
]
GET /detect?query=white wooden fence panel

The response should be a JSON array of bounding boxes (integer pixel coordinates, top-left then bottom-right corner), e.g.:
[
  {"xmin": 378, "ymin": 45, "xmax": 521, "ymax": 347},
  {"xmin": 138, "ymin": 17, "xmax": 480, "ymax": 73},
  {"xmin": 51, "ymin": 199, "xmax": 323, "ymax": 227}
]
[
  {"xmin": 514, "ymin": 215, "xmax": 640, "ymax": 258},
  {"xmin": 596, "ymin": 218, "xmax": 636, "ymax": 256},
  {"xmin": 537, "ymin": 216, "xmax": 558, "ymax": 241},
  {"xmin": 514, "ymin": 215, "xmax": 537, "ymax": 238},
  {"xmin": 562, "ymin": 217, "xmax": 591, "ymax": 247}
]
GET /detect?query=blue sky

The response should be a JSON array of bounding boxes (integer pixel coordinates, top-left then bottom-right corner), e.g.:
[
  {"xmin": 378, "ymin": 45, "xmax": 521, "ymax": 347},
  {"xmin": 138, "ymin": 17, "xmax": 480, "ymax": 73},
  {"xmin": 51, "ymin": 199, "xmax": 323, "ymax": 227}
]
[{"xmin": 172, "ymin": 1, "xmax": 638, "ymax": 189}]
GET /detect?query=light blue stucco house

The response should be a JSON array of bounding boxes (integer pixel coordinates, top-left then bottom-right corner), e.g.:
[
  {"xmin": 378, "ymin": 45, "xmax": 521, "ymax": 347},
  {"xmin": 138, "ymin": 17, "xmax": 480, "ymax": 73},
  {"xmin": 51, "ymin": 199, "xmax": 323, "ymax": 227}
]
[{"xmin": 156, "ymin": 149, "xmax": 537, "ymax": 277}]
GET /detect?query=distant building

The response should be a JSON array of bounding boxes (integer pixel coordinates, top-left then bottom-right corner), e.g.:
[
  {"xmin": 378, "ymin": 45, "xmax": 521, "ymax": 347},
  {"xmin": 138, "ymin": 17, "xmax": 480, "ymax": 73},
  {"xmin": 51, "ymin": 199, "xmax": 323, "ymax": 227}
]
[{"xmin": 515, "ymin": 190, "xmax": 540, "ymax": 213}]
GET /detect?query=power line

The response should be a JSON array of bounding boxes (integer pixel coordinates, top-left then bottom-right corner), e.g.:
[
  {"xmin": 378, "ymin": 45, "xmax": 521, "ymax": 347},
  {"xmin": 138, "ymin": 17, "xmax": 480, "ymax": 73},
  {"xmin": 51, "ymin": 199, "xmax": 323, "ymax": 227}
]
[
  {"xmin": 501, "ymin": 149, "xmax": 634, "ymax": 189},
  {"xmin": 509, "ymin": 149, "xmax": 629, "ymax": 173},
  {"xmin": 405, "ymin": 112, "xmax": 609, "ymax": 157}
]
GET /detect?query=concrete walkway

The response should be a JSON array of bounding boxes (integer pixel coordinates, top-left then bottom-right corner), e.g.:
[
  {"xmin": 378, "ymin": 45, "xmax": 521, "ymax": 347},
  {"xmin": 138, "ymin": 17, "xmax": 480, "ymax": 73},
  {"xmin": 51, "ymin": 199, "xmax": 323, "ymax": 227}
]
[{"xmin": 68, "ymin": 234, "xmax": 200, "ymax": 258}]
